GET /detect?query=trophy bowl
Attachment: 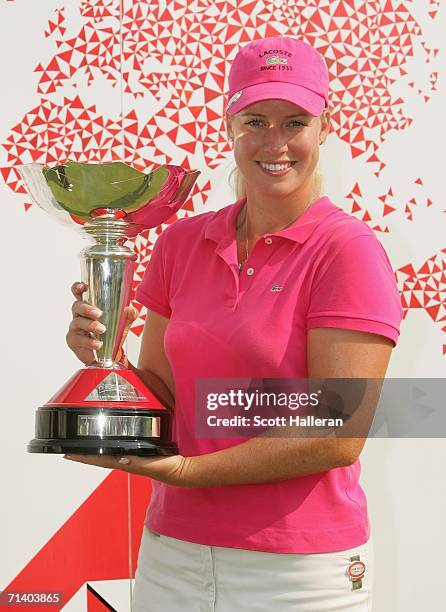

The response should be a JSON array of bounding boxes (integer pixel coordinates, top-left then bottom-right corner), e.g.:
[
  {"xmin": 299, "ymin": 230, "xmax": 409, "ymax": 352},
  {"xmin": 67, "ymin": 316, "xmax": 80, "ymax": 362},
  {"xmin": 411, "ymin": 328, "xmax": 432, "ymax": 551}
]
[{"xmin": 19, "ymin": 161, "xmax": 199, "ymax": 456}]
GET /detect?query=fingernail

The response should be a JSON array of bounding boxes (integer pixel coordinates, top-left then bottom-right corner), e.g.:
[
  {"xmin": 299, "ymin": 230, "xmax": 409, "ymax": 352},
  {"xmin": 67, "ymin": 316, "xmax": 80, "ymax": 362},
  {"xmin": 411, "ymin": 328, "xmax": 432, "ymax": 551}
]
[
  {"xmin": 118, "ymin": 457, "xmax": 131, "ymax": 464},
  {"xmin": 91, "ymin": 308, "xmax": 103, "ymax": 317},
  {"xmin": 93, "ymin": 340, "xmax": 103, "ymax": 349},
  {"xmin": 95, "ymin": 324, "xmax": 106, "ymax": 334}
]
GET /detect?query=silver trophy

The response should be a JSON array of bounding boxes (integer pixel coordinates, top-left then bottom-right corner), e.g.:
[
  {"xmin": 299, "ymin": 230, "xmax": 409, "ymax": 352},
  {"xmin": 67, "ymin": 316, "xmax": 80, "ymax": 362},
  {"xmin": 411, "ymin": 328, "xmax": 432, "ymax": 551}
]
[{"xmin": 19, "ymin": 161, "xmax": 199, "ymax": 455}]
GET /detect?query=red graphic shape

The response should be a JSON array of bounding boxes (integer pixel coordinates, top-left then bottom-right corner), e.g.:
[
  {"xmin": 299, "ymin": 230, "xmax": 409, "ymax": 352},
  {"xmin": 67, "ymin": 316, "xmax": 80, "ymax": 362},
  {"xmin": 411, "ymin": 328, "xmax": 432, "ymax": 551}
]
[
  {"xmin": 87, "ymin": 584, "xmax": 116, "ymax": 611},
  {"xmin": 45, "ymin": 8, "xmax": 66, "ymax": 39},
  {"xmin": 2, "ymin": 471, "xmax": 151, "ymax": 611},
  {"xmin": 397, "ymin": 249, "xmax": 446, "ymax": 354}
]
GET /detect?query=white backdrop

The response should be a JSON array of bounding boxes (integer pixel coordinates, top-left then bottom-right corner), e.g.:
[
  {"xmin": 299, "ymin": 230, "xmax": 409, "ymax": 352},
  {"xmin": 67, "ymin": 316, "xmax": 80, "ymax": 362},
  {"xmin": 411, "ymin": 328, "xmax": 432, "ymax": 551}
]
[{"xmin": 1, "ymin": 1, "xmax": 445, "ymax": 610}]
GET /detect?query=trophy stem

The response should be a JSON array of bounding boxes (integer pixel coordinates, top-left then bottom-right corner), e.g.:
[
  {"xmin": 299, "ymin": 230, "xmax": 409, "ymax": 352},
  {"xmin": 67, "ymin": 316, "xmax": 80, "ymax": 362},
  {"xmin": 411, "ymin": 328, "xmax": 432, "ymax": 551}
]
[{"xmin": 81, "ymin": 209, "xmax": 136, "ymax": 367}]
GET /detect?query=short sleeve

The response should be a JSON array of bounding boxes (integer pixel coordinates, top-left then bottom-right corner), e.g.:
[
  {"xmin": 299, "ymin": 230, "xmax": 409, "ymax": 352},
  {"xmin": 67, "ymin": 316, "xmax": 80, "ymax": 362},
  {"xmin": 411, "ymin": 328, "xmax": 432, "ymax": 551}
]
[
  {"xmin": 135, "ymin": 229, "xmax": 172, "ymax": 318},
  {"xmin": 307, "ymin": 234, "xmax": 403, "ymax": 346}
]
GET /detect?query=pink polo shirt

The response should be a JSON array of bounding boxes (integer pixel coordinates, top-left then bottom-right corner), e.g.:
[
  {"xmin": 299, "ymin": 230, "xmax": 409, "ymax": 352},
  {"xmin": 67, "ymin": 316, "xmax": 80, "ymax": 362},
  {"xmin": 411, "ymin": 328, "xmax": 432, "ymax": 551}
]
[{"xmin": 135, "ymin": 195, "xmax": 403, "ymax": 553}]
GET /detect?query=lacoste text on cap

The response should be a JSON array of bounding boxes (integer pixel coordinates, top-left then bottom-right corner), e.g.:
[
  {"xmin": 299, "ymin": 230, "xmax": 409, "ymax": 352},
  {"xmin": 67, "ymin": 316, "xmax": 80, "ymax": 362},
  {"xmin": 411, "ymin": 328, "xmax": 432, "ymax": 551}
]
[{"xmin": 226, "ymin": 36, "xmax": 329, "ymax": 117}]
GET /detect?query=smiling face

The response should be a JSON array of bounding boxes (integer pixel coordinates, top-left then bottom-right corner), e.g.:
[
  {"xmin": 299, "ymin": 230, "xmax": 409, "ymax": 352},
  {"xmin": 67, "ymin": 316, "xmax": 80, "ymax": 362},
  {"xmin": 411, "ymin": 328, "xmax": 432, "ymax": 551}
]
[{"xmin": 226, "ymin": 99, "xmax": 330, "ymax": 204}]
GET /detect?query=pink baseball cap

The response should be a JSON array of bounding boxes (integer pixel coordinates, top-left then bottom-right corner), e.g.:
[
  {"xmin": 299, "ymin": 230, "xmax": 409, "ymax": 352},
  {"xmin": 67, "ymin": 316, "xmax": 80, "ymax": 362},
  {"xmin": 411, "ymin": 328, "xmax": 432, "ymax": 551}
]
[{"xmin": 226, "ymin": 36, "xmax": 329, "ymax": 117}]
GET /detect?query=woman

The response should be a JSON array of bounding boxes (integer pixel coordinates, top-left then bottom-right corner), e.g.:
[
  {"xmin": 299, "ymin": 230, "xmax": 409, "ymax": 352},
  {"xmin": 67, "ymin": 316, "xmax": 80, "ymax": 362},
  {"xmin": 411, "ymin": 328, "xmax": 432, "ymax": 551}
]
[{"xmin": 66, "ymin": 36, "xmax": 403, "ymax": 611}]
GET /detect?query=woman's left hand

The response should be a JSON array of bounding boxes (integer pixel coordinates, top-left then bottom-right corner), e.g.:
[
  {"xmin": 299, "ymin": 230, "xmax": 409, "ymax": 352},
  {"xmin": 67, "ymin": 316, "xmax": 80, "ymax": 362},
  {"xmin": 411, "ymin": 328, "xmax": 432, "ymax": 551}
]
[{"xmin": 63, "ymin": 453, "xmax": 192, "ymax": 487}]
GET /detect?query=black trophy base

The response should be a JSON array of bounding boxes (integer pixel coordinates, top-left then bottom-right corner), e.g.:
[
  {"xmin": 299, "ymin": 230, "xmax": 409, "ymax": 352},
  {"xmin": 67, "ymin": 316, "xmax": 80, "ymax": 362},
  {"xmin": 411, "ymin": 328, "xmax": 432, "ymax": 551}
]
[
  {"xmin": 27, "ymin": 405, "xmax": 178, "ymax": 456},
  {"xmin": 27, "ymin": 438, "xmax": 178, "ymax": 456}
]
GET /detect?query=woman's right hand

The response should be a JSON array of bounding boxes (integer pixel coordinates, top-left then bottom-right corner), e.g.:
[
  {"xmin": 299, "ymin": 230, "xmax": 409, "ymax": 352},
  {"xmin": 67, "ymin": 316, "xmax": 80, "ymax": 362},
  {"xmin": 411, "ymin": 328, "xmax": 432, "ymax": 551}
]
[{"xmin": 66, "ymin": 282, "xmax": 105, "ymax": 366}]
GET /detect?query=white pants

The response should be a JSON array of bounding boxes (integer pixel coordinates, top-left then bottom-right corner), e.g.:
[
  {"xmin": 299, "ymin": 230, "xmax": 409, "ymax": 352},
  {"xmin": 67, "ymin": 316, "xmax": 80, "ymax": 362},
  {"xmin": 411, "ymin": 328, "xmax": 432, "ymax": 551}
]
[{"xmin": 132, "ymin": 528, "xmax": 373, "ymax": 612}]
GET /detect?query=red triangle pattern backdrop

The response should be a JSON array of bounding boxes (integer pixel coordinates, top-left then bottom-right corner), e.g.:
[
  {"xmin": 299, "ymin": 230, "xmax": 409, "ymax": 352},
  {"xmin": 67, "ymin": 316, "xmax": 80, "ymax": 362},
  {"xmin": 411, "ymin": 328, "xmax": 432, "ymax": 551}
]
[
  {"xmin": 2, "ymin": 0, "xmax": 445, "ymax": 352},
  {"xmin": 1, "ymin": 1, "xmax": 445, "ymax": 609}
]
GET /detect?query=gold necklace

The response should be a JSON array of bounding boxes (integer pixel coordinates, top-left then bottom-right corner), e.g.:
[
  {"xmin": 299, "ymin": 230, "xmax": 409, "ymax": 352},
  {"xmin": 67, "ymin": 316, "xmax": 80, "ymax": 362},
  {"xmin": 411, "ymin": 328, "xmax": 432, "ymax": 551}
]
[
  {"xmin": 237, "ymin": 197, "xmax": 316, "ymax": 272},
  {"xmin": 238, "ymin": 209, "xmax": 249, "ymax": 271}
]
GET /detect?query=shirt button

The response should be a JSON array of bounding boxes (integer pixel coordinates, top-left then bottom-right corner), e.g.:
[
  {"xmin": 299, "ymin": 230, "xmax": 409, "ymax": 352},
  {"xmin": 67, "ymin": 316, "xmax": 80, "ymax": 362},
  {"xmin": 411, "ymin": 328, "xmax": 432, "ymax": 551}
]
[
  {"xmin": 246, "ymin": 267, "xmax": 255, "ymax": 276},
  {"xmin": 265, "ymin": 237, "xmax": 273, "ymax": 245}
]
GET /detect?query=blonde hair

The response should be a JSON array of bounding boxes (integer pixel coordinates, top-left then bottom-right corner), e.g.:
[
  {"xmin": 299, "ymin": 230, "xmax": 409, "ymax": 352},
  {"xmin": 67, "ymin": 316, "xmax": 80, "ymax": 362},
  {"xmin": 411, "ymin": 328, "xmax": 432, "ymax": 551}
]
[{"xmin": 229, "ymin": 163, "xmax": 324, "ymax": 200}]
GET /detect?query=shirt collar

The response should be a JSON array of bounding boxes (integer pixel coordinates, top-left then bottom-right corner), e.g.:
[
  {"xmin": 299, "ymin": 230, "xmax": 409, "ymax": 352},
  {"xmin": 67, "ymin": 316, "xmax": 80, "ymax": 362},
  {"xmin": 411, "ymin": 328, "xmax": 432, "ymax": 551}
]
[{"xmin": 204, "ymin": 195, "xmax": 339, "ymax": 247}]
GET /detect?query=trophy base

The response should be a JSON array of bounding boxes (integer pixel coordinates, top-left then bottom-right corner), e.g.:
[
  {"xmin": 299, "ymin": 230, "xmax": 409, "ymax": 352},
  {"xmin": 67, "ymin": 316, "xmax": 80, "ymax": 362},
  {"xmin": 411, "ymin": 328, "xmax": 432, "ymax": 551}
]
[
  {"xmin": 28, "ymin": 367, "xmax": 178, "ymax": 456},
  {"xmin": 28, "ymin": 404, "xmax": 178, "ymax": 456}
]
